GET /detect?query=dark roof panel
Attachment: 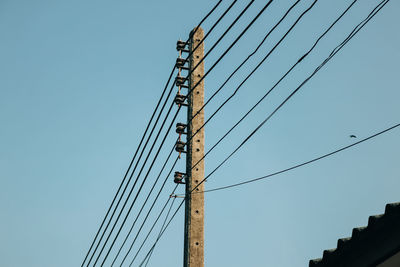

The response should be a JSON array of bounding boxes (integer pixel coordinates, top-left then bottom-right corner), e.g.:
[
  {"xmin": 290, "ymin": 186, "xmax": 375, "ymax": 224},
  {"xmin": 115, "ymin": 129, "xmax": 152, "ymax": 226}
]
[{"xmin": 309, "ymin": 202, "xmax": 400, "ymax": 267}]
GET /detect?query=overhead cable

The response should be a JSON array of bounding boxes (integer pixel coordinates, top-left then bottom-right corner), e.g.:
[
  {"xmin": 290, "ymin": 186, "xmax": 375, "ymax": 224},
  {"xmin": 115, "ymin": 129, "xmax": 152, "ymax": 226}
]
[
  {"xmin": 129, "ymin": 184, "xmax": 180, "ymax": 266},
  {"xmin": 190, "ymin": 0, "xmax": 390, "ymax": 195},
  {"xmin": 182, "ymin": 0, "xmax": 254, "ymax": 83},
  {"xmin": 187, "ymin": 0, "xmax": 356, "ymax": 180},
  {"xmin": 183, "ymin": 0, "xmax": 274, "ymax": 102},
  {"xmin": 138, "ymin": 1, "xmax": 390, "ymax": 262},
  {"xmin": 142, "ymin": 196, "xmax": 177, "ymax": 267},
  {"xmin": 111, "ymin": 2, "xmax": 276, "ymax": 263},
  {"xmin": 187, "ymin": 0, "xmax": 302, "ymax": 129},
  {"xmin": 106, "ymin": 3, "xmax": 241, "ymax": 263},
  {"xmin": 84, "ymin": 1, "xmax": 226, "ymax": 265},
  {"xmin": 189, "ymin": 0, "xmax": 316, "ymax": 145},
  {"xmin": 188, "ymin": 123, "xmax": 400, "ymax": 194},
  {"xmin": 94, "ymin": 103, "xmax": 179, "ymax": 266},
  {"xmin": 110, "ymin": 154, "xmax": 179, "ymax": 266},
  {"xmin": 94, "ymin": 1, "xmax": 261, "ymax": 265}
]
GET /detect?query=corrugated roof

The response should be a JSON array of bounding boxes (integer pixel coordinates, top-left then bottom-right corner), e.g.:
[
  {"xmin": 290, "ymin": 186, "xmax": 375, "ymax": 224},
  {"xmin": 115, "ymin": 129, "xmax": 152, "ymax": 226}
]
[{"xmin": 309, "ymin": 202, "xmax": 400, "ymax": 267}]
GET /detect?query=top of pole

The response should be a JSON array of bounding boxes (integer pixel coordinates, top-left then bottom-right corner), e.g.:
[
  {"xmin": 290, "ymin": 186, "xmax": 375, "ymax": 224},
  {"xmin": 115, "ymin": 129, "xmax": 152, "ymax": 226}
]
[{"xmin": 190, "ymin": 26, "xmax": 204, "ymax": 39}]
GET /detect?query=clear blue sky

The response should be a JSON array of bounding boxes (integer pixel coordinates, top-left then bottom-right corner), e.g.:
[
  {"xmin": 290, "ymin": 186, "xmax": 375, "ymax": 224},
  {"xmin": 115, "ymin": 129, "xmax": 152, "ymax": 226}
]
[{"xmin": 1, "ymin": 0, "xmax": 399, "ymax": 266}]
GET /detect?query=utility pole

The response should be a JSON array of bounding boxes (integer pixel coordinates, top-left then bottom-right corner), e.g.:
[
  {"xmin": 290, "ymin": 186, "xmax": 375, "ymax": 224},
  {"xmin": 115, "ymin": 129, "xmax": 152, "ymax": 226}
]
[
  {"xmin": 174, "ymin": 26, "xmax": 204, "ymax": 267},
  {"xmin": 184, "ymin": 27, "xmax": 205, "ymax": 267}
]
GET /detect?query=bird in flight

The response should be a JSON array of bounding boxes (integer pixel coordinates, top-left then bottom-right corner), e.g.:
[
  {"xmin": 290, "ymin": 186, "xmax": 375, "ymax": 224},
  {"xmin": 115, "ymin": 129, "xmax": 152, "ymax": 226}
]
[{"xmin": 349, "ymin": 134, "xmax": 357, "ymax": 138}]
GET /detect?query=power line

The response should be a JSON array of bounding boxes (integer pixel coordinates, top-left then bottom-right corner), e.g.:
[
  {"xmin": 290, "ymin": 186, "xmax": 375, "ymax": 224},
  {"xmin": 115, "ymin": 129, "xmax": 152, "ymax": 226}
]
[
  {"xmin": 117, "ymin": 158, "xmax": 181, "ymax": 266},
  {"xmin": 182, "ymin": 0, "xmax": 223, "ymax": 48},
  {"xmin": 188, "ymin": 0, "xmax": 316, "ymax": 145},
  {"xmin": 128, "ymin": 185, "xmax": 180, "ymax": 266},
  {"xmin": 136, "ymin": 196, "xmax": 185, "ymax": 267},
  {"xmin": 107, "ymin": 2, "xmax": 277, "ymax": 264},
  {"xmin": 85, "ymin": 58, "xmax": 178, "ymax": 267},
  {"xmin": 95, "ymin": 6, "xmax": 250, "ymax": 265},
  {"xmin": 118, "ymin": 162, "xmax": 179, "ymax": 266},
  {"xmin": 187, "ymin": 0, "xmax": 302, "ymax": 128},
  {"xmin": 183, "ymin": 0, "xmax": 274, "ymax": 103},
  {"xmin": 84, "ymin": 1, "xmax": 224, "ymax": 265},
  {"xmin": 116, "ymin": 1, "xmax": 284, "ymax": 263},
  {"xmin": 187, "ymin": 0, "xmax": 322, "ymax": 182},
  {"xmin": 90, "ymin": 79, "xmax": 179, "ymax": 267},
  {"xmin": 94, "ymin": 102, "xmax": 179, "ymax": 266},
  {"xmin": 127, "ymin": 0, "xmax": 337, "ymax": 261},
  {"xmin": 104, "ymin": 3, "xmax": 238, "ymax": 265},
  {"xmin": 188, "ymin": 123, "xmax": 400, "ymax": 194},
  {"xmin": 181, "ymin": 0, "xmax": 254, "ymax": 84},
  {"xmin": 184, "ymin": 1, "xmax": 238, "ymax": 65},
  {"xmin": 141, "ymin": 120, "xmax": 400, "ymax": 263},
  {"xmin": 151, "ymin": 1, "xmax": 275, "ymax": 200},
  {"xmin": 154, "ymin": 2, "xmax": 323, "ymax": 218},
  {"xmin": 111, "ymin": 154, "xmax": 179, "ymax": 266},
  {"xmin": 138, "ymin": 1, "xmax": 390, "ymax": 261},
  {"xmin": 129, "ymin": 4, "xmax": 277, "ymax": 230},
  {"xmin": 142, "ymin": 195, "xmax": 177, "ymax": 267},
  {"xmin": 81, "ymin": 64, "xmax": 175, "ymax": 267},
  {"xmin": 166, "ymin": 0, "xmax": 275, "ymax": 164},
  {"xmin": 190, "ymin": 0, "xmax": 390, "ymax": 195},
  {"xmin": 109, "ymin": 0, "xmax": 388, "ymax": 264},
  {"xmin": 94, "ymin": 2, "xmax": 260, "ymax": 265}
]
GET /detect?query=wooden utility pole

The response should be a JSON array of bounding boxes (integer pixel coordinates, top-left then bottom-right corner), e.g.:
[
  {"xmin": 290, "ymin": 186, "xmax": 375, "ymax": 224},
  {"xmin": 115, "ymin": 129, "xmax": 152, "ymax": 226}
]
[{"xmin": 184, "ymin": 27, "xmax": 205, "ymax": 267}]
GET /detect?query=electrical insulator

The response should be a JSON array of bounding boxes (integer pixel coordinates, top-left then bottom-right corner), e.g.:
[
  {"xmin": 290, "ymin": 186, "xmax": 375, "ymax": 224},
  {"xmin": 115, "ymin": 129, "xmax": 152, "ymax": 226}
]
[
  {"xmin": 176, "ymin": 123, "xmax": 187, "ymax": 134},
  {"xmin": 174, "ymin": 94, "xmax": 187, "ymax": 107},
  {"xmin": 176, "ymin": 75, "xmax": 188, "ymax": 88},
  {"xmin": 174, "ymin": 171, "xmax": 185, "ymax": 184},
  {"xmin": 176, "ymin": 58, "xmax": 187, "ymax": 68},
  {"xmin": 176, "ymin": 40, "xmax": 189, "ymax": 52},
  {"xmin": 175, "ymin": 140, "xmax": 186, "ymax": 153}
]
